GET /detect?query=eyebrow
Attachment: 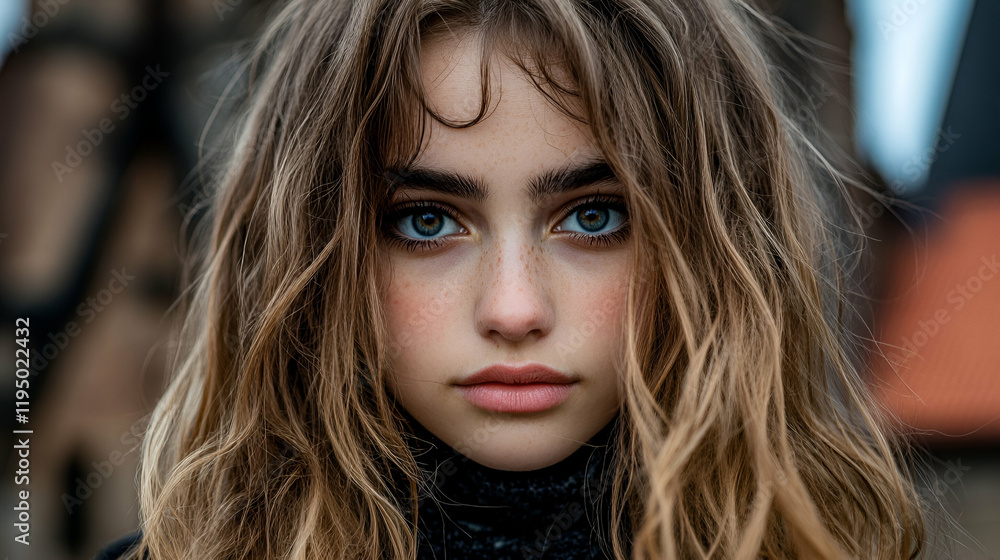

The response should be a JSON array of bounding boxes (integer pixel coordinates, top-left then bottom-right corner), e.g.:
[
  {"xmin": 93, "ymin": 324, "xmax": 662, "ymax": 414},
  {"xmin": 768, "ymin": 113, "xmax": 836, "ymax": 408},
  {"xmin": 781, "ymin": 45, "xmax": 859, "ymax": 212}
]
[{"xmin": 384, "ymin": 158, "xmax": 618, "ymax": 204}]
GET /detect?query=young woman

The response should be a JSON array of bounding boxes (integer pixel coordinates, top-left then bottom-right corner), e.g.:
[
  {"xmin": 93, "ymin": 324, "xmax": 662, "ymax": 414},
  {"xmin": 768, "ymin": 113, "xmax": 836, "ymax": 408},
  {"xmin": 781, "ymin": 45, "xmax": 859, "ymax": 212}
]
[{"xmin": 96, "ymin": 0, "xmax": 930, "ymax": 558}]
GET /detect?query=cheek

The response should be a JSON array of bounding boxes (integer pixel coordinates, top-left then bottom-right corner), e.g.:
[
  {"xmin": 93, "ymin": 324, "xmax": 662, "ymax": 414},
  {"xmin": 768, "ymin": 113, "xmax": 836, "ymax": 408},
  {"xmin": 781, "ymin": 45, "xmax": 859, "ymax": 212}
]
[
  {"xmin": 558, "ymin": 264, "xmax": 630, "ymax": 361},
  {"xmin": 381, "ymin": 272, "xmax": 465, "ymax": 364},
  {"xmin": 563, "ymin": 249, "xmax": 630, "ymax": 318},
  {"xmin": 383, "ymin": 279, "xmax": 427, "ymax": 352},
  {"xmin": 592, "ymin": 280, "xmax": 628, "ymax": 348},
  {"xmin": 381, "ymin": 279, "xmax": 429, "ymax": 394}
]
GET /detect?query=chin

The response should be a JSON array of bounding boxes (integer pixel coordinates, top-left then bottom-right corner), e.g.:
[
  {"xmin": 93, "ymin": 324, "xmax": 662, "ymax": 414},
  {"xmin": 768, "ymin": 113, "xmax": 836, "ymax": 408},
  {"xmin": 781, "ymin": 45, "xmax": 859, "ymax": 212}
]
[{"xmin": 448, "ymin": 422, "xmax": 589, "ymax": 471}]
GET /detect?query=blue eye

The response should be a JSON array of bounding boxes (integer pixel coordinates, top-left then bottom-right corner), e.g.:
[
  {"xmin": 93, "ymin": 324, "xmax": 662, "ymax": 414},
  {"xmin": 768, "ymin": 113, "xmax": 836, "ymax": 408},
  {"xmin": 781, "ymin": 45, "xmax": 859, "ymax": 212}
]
[
  {"xmin": 386, "ymin": 201, "xmax": 465, "ymax": 250},
  {"xmin": 556, "ymin": 198, "xmax": 627, "ymax": 235},
  {"xmin": 396, "ymin": 209, "xmax": 461, "ymax": 239}
]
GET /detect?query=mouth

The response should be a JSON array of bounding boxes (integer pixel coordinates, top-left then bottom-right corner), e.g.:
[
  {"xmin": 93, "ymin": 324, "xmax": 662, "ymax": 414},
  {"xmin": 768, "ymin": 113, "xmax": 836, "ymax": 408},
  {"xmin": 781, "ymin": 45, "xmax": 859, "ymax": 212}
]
[{"xmin": 453, "ymin": 362, "xmax": 578, "ymax": 413}]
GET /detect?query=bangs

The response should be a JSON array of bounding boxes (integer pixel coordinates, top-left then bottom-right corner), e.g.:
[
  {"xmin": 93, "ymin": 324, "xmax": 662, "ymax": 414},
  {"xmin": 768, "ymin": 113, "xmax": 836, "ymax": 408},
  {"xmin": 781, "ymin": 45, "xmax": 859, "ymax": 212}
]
[{"xmin": 374, "ymin": 1, "xmax": 592, "ymax": 183}]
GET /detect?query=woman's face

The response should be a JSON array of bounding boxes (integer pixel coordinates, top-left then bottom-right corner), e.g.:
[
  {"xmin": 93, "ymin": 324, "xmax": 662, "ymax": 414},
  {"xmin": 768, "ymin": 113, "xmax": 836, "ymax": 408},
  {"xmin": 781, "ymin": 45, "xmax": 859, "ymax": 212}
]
[{"xmin": 378, "ymin": 32, "xmax": 629, "ymax": 471}]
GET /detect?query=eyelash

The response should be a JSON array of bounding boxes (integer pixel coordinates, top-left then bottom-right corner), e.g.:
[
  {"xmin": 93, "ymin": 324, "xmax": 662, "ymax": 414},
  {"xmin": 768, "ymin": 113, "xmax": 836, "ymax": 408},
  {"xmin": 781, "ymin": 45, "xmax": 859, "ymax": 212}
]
[{"xmin": 380, "ymin": 195, "xmax": 630, "ymax": 253}]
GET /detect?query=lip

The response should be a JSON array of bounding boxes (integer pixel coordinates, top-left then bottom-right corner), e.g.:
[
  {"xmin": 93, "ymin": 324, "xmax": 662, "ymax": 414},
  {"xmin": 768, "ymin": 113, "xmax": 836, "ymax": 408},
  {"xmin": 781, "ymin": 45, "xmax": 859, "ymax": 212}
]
[
  {"xmin": 456, "ymin": 363, "xmax": 576, "ymax": 386},
  {"xmin": 454, "ymin": 363, "xmax": 577, "ymax": 413}
]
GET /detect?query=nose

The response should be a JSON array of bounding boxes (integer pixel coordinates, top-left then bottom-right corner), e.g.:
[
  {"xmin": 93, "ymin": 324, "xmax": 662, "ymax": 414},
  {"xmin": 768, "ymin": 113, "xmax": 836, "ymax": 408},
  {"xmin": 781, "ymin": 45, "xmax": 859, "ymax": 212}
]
[{"xmin": 474, "ymin": 239, "xmax": 554, "ymax": 344}]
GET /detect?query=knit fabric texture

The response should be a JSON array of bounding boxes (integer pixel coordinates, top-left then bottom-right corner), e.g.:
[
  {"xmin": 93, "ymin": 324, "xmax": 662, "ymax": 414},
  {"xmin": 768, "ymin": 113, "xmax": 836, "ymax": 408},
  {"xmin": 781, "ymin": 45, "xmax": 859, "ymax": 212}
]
[{"xmin": 400, "ymin": 408, "xmax": 626, "ymax": 560}]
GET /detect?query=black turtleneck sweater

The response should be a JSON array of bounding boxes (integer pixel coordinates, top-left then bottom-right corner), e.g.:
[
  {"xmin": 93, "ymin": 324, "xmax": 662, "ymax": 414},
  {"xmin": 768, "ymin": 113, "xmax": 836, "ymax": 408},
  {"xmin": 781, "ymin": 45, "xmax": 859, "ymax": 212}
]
[
  {"xmin": 93, "ymin": 413, "xmax": 626, "ymax": 560},
  {"xmin": 400, "ymin": 409, "xmax": 626, "ymax": 560}
]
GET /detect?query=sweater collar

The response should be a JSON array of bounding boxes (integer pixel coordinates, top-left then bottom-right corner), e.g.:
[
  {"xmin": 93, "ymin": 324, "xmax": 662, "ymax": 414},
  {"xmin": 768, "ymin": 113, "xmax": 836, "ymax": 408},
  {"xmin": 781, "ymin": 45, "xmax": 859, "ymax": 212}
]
[{"xmin": 398, "ymin": 408, "xmax": 620, "ymax": 531}]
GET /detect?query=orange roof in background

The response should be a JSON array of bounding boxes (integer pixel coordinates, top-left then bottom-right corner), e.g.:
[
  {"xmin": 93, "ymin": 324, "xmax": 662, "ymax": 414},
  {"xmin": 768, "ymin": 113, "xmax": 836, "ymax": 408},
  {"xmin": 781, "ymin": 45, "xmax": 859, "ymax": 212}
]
[{"xmin": 869, "ymin": 183, "xmax": 1000, "ymax": 445}]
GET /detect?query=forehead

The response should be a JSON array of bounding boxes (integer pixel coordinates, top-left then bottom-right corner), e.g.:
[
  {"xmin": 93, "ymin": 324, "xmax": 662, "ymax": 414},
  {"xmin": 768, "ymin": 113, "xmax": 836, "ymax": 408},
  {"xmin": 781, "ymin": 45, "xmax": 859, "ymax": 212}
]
[{"xmin": 415, "ymin": 32, "xmax": 601, "ymax": 173}]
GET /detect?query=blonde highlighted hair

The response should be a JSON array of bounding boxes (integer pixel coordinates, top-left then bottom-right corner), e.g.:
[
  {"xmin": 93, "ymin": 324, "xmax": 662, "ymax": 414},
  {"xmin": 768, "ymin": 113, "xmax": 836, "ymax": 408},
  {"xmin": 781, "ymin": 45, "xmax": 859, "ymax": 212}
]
[{"xmin": 133, "ymin": 0, "xmax": 927, "ymax": 558}]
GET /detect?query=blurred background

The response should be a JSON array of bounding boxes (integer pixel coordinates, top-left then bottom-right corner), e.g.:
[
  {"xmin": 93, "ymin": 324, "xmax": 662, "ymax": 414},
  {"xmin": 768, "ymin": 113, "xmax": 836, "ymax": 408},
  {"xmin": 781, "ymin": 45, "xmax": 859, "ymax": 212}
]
[{"xmin": 0, "ymin": 0, "xmax": 996, "ymax": 558}]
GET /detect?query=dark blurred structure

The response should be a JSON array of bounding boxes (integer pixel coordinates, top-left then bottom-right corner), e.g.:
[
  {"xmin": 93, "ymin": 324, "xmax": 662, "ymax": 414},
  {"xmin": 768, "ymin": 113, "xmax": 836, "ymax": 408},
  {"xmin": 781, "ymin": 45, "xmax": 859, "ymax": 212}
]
[
  {"xmin": 0, "ymin": 1, "xmax": 270, "ymax": 558},
  {"xmin": 762, "ymin": 1, "xmax": 1000, "ymax": 556},
  {"xmin": 921, "ymin": 0, "xmax": 1000, "ymax": 204},
  {"xmin": 863, "ymin": 1, "xmax": 1000, "ymax": 557}
]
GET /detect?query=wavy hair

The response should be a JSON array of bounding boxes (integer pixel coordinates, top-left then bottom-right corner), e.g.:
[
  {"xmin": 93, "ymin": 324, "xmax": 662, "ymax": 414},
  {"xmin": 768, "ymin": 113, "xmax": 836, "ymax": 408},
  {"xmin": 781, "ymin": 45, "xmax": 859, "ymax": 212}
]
[{"xmin": 131, "ymin": 0, "xmax": 928, "ymax": 558}]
